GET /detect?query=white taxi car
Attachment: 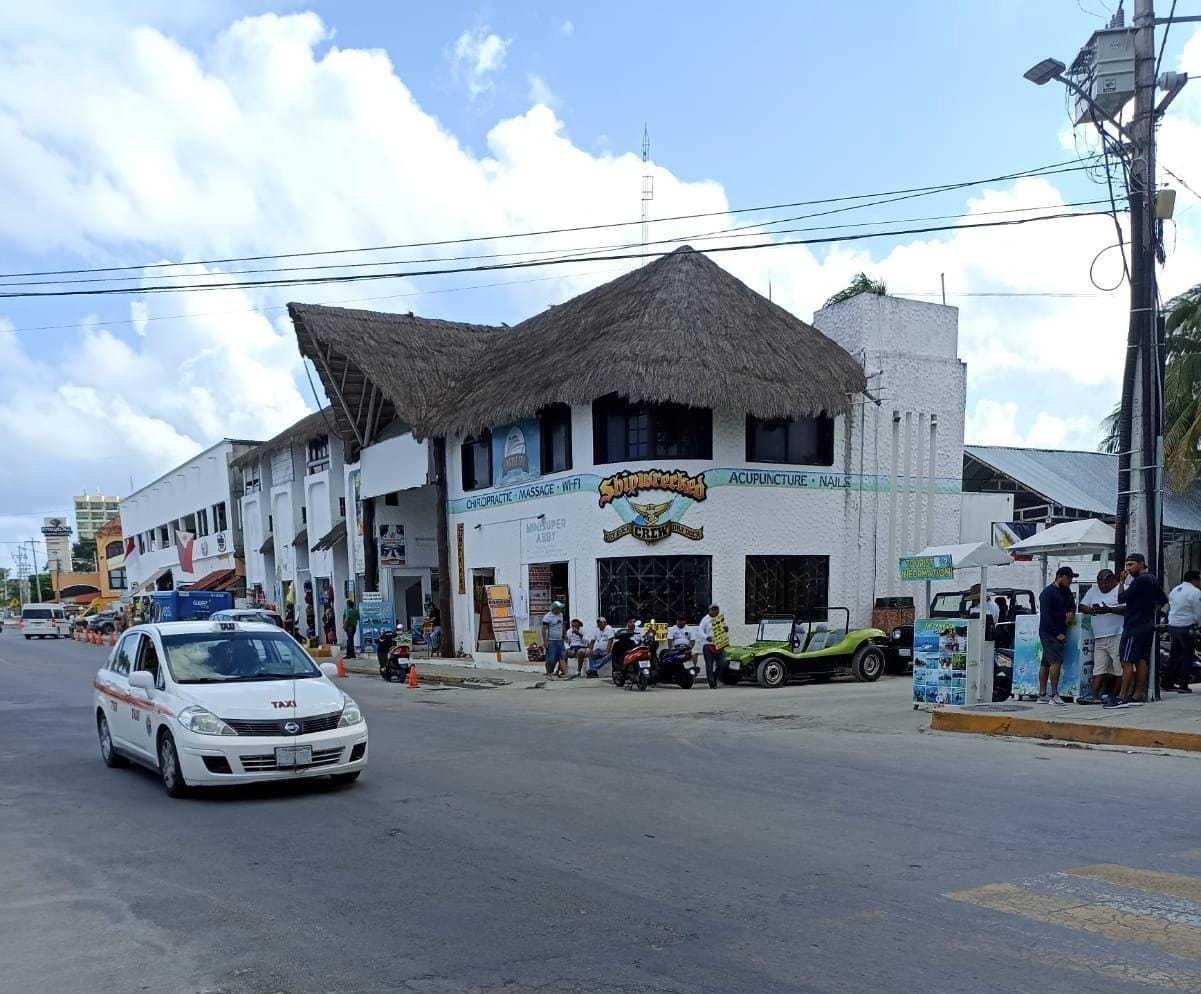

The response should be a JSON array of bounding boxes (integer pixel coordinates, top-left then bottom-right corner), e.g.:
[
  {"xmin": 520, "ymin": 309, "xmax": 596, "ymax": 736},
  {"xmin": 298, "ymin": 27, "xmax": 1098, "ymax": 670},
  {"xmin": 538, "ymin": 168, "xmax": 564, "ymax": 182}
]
[{"xmin": 93, "ymin": 619, "xmax": 368, "ymax": 797}]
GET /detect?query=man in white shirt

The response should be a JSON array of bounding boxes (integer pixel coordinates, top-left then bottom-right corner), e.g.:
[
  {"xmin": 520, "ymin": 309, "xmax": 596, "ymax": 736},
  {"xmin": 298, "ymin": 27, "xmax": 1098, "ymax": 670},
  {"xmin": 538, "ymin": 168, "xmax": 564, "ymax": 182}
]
[
  {"xmin": 585, "ymin": 616, "xmax": 616, "ymax": 678},
  {"xmin": 1078, "ymin": 569, "xmax": 1124, "ymax": 704},
  {"xmin": 697, "ymin": 604, "xmax": 729, "ymax": 689},
  {"xmin": 1165, "ymin": 570, "xmax": 1201, "ymax": 692}
]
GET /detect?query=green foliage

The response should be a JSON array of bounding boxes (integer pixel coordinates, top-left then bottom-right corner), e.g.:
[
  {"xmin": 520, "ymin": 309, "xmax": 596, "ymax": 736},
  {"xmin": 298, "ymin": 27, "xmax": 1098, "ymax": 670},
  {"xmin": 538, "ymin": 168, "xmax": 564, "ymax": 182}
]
[{"xmin": 824, "ymin": 273, "xmax": 888, "ymax": 308}]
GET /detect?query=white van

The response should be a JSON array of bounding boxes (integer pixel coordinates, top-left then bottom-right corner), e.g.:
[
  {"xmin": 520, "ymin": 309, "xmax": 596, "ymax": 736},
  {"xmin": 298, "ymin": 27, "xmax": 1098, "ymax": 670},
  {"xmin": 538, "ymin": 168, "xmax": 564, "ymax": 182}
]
[{"xmin": 22, "ymin": 604, "xmax": 70, "ymax": 639}]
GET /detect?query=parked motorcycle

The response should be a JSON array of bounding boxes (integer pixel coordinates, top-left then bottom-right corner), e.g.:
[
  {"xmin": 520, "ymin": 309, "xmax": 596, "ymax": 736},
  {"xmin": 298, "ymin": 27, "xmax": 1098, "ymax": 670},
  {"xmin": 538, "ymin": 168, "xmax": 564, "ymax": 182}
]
[
  {"xmin": 377, "ymin": 630, "xmax": 413, "ymax": 683},
  {"xmin": 611, "ymin": 630, "xmax": 654, "ymax": 691},
  {"xmin": 657, "ymin": 642, "xmax": 700, "ymax": 689}
]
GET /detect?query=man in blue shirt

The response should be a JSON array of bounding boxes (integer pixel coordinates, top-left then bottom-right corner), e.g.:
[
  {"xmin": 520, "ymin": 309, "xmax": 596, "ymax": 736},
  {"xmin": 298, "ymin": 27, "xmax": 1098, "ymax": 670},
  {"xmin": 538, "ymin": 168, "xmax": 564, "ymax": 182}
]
[
  {"xmin": 1037, "ymin": 566, "xmax": 1078, "ymax": 705},
  {"xmin": 1111, "ymin": 553, "xmax": 1169, "ymax": 708}
]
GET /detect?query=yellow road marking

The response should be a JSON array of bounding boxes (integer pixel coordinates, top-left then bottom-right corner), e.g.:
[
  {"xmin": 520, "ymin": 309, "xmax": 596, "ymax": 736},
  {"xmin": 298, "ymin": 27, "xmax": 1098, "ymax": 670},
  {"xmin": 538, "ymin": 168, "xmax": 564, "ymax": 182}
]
[
  {"xmin": 946, "ymin": 883, "xmax": 1201, "ymax": 959},
  {"xmin": 1066, "ymin": 864, "xmax": 1201, "ymax": 904}
]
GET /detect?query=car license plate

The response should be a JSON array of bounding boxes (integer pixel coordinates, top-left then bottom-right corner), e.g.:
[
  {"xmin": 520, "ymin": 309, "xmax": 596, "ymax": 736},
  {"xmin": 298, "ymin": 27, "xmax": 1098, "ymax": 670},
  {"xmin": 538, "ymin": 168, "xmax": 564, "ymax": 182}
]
[
  {"xmin": 727, "ymin": 660, "xmax": 740, "ymax": 670},
  {"xmin": 275, "ymin": 745, "xmax": 312, "ymax": 768}
]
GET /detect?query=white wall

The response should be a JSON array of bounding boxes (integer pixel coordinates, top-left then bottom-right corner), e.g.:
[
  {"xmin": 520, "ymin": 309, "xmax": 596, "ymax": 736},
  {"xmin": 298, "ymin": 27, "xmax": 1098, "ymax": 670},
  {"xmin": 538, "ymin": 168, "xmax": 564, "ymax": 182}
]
[{"xmin": 444, "ymin": 295, "xmax": 968, "ymax": 656}]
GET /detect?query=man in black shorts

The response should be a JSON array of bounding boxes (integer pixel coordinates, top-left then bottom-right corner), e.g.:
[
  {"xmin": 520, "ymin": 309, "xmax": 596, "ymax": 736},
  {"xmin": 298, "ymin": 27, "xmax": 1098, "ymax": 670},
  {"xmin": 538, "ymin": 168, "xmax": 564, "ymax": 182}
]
[{"xmin": 1110, "ymin": 553, "xmax": 1168, "ymax": 708}]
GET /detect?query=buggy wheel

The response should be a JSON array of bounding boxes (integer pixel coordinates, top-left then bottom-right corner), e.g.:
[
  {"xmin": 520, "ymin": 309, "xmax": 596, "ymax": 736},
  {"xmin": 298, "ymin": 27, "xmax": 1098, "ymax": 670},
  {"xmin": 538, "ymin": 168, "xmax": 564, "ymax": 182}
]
[
  {"xmin": 756, "ymin": 657, "xmax": 788, "ymax": 689},
  {"xmin": 851, "ymin": 645, "xmax": 886, "ymax": 682}
]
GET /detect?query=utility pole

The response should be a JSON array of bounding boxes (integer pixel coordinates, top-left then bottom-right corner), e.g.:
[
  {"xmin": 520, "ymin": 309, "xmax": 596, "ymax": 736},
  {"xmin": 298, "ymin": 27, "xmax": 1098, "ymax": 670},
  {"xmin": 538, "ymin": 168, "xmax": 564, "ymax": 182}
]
[
  {"xmin": 1026, "ymin": 0, "xmax": 1192, "ymax": 582},
  {"xmin": 1122, "ymin": 0, "xmax": 1160, "ymax": 579}
]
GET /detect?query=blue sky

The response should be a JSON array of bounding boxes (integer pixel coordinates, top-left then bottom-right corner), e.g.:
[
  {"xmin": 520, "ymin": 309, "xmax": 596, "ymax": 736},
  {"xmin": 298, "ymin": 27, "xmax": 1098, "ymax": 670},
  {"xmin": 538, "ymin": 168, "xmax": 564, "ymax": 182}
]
[{"xmin": 1, "ymin": 1, "xmax": 1200, "ymax": 569}]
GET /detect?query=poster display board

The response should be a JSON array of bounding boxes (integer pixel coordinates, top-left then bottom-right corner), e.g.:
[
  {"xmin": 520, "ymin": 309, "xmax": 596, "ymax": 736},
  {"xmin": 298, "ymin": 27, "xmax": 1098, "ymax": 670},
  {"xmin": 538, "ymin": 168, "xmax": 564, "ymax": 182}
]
[
  {"xmin": 912, "ymin": 618, "xmax": 971, "ymax": 706},
  {"xmin": 899, "ymin": 555, "xmax": 954, "ymax": 582},
  {"xmin": 486, "ymin": 584, "xmax": 520, "ymax": 647},
  {"xmin": 1011, "ymin": 614, "xmax": 1094, "ymax": 700},
  {"xmin": 357, "ymin": 591, "xmax": 395, "ymax": 657}
]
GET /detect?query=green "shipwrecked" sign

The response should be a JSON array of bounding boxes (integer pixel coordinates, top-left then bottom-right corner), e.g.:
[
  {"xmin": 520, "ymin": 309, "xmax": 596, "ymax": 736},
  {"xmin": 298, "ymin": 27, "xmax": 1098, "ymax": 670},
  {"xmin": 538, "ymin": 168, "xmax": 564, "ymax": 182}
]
[{"xmin": 898, "ymin": 555, "xmax": 954, "ymax": 581}]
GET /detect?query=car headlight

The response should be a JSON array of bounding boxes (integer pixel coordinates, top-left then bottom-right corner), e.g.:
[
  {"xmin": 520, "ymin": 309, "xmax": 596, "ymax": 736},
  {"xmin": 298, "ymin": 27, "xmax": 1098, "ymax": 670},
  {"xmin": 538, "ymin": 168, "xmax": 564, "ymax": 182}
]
[
  {"xmin": 339, "ymin": 696, "xmax": 364, "ymax": 727},
  {"xmin": 178, "ymin": 706, "xmax": 236, "ymax": 736},
  {"xmin": 891, "ymin": 628, "xmax": 902, "ymax": 641}
]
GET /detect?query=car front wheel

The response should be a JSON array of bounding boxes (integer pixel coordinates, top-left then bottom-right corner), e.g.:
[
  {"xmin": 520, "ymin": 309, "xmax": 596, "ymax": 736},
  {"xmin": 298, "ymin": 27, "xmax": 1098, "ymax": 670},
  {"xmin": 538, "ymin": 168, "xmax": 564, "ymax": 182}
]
[
  {"xmin": 757, "ymin": 657, "xmax": 788, "ymax": 689},
  {"xmin": 158, "ymin": 731, "xmax": 190, "ymax": 798},
  {"xmin": 852, "ymin": 645, "xmax": 886, "ymax": 682},
  {"xmin": 97, "ymin": 712, "xmax": 128, "ymax": 768}
]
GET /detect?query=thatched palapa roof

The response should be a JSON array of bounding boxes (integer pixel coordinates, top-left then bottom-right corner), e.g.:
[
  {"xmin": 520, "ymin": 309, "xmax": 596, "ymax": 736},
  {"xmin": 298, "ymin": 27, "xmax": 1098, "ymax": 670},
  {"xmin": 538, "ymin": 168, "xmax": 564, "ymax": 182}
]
[
  {"xmin": 230, "ymin": 408, "xmax": 335, "ymax": 470},
  {"xmin": 290, "ymin": 247, "xmax": 866, "ymax": 444},
  {"xmin": 288, "ymin": 303, "xmax": 497, "ymax": 454}
]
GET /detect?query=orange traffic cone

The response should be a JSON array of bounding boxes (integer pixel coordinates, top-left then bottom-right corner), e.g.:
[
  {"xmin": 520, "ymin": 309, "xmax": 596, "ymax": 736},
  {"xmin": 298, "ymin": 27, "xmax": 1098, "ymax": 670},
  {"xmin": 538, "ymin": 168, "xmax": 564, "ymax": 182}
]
[
  {"xmin": 407, "ymin": 664, "xmax": 419, "ymax": 689},
  {"xmin": 335, "ymin": 656, "xmax": 347, "ymax": 678}
]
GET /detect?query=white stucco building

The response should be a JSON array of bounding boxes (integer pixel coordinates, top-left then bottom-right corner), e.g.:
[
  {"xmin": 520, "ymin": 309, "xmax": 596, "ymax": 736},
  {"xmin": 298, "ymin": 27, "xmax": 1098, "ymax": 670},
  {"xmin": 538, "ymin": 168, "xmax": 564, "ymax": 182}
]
[
  {"xmin": 121, "ymin": 439, "xmax": 260, "ymax": 595},
  {"xmin": 235, "ymin": 410, "xmax": 353, "ymax": 640},
  {"xmin": 292, "ymin": 247, "xmax": 967, "ymax": 661}
]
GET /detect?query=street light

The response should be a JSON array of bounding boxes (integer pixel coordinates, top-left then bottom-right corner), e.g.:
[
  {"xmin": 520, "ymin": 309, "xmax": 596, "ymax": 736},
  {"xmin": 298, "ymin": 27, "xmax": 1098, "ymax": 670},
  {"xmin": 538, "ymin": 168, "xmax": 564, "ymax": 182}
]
[{"xmin": 1023, "ymin": 58, "xmax": 1066, "ymax": 85}]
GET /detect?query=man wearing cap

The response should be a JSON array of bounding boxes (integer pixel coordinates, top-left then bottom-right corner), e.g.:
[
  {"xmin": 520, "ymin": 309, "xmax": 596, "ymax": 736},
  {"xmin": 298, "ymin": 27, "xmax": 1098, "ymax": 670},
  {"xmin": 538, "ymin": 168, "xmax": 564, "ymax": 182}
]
[
  {"xmin": 541, "ymin": 601, "xmax": 567, "ymax": 678},
  {"xmin": 1078, "ymin": 569, "xmax": 1124, "ymax": 704},
  {"xmin": 1112, "ymin": 553, "xmax": 1168, "ymax": 708},
  {"xmin": 1165, "ymin": 569, "xmax": 1201, "ymax": 693},
  {"xmin": 1037, "ymin": 567, "xmax": 1078, "ymax": 706},
  {"xmin": 698, "ymin": 604, "xmax": 729, "ymax": 689}
]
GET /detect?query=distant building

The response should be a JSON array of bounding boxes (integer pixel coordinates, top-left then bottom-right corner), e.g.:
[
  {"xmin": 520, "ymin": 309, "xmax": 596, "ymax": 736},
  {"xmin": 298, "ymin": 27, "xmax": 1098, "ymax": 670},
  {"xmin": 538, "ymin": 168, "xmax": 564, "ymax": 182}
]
[
  {"xmin": 73, "ymin": 494, "xmax": 121, "ymax": 542},
  {"xmin": 94, "ymin": 515, "xmax": 127, "ymax": 598},
  {"xmin": 120, "ymin": 439, "xmax": 261, "ymax": 597}
]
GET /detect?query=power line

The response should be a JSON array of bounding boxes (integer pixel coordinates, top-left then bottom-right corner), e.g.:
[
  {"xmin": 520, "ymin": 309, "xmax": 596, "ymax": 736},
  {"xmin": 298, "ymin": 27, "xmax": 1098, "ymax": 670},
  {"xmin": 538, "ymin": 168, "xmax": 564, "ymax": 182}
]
[
  {"xmin": 0, "ymin": 190, "xmax": 1114, "ymax": 293},
  {"xmin": 0, "ymin": 157, "xmax": 1102, "ymax": 282},
  {"xmin": 1154, "ymin": 0, "xmax": 1178, "ymax": 79},
  {"xmin": 0, "ymin": 209, "xmax": 1117, "ymax": 301}
]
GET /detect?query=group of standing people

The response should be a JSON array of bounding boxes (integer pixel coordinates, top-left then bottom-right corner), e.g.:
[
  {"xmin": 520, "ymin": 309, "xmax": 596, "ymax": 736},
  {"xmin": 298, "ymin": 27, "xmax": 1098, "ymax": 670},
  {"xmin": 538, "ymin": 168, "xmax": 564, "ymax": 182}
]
[
  {"xmin": 1039, "ymin": 553, "xmax": 1180, "ymax": 708},
  {"xmin": 539, "ymin": 602, "xmax": 731, "ymax": 687}
]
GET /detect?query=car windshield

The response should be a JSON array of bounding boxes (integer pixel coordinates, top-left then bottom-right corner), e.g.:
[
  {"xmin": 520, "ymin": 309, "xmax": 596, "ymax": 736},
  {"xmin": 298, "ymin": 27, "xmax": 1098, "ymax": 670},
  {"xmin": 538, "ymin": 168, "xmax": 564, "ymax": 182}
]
[
  {"xmin": 161, "ymin": 630, "xmax": 322, "ymax": 684},
  {"xmin": 757, "ymin": 617, "xmax": 795, "ymax": 642},
  {"xmin": 24, "ymin": 608, "xmax": 52, "ymax": 620}
]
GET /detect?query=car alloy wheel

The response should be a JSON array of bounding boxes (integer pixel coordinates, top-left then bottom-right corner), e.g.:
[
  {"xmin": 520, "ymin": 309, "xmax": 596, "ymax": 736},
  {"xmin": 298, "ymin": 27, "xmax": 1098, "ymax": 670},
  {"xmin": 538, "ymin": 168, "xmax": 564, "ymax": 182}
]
[
  {"xmin": 98, "ymin": 713, "xmax": 127, "ymax": 768},
  {"xmin": 158, "ymin": 732, "xmax": 189, "ymax": 798}
]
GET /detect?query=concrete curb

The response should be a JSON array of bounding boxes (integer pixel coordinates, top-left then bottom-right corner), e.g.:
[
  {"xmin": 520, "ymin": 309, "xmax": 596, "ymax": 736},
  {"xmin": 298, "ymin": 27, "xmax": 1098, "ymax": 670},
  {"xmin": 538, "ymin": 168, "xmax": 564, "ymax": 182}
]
[
  {"xmin": 340, "ymin": 662, "xmax": 512, "ymax": 688},
  {"xmin": 930, "ymin": 708, "xmax": 1201, "ymax": 753}
]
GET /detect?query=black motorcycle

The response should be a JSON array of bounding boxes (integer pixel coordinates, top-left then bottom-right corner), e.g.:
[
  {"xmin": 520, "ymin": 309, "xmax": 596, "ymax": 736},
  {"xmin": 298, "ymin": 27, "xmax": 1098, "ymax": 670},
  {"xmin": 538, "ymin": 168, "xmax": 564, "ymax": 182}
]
[
  {"xmin": 657, "ymin": 642, "xmax": 700, "ymax": 689},
  {"xmin": 377, "ymin": 630, "xmax": 413, "ymax": 683}
]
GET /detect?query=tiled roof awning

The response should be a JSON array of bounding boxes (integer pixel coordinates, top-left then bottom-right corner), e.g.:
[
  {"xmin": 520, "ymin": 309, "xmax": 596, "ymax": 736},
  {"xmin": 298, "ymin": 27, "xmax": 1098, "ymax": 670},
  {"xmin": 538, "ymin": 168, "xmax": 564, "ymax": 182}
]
[{"xmin": 311, "ymin": 520, "xmax": 347, "ymax": 553}]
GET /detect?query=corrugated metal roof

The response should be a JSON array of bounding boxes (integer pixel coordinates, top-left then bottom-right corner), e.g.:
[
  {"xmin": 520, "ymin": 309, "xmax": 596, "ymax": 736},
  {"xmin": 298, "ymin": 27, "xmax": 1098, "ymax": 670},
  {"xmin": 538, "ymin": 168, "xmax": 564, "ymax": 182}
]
[{"xmin": 965, "ymin": 445, "xmax": 1201, "ymax": 533}]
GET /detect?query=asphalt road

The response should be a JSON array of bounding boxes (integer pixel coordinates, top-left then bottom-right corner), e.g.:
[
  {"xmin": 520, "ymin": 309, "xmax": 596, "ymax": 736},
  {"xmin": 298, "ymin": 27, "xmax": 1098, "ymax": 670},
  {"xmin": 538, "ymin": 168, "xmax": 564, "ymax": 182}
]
[{"xmin": 3, "ymin": 630, "xmax": 1201, "ymax": 994}]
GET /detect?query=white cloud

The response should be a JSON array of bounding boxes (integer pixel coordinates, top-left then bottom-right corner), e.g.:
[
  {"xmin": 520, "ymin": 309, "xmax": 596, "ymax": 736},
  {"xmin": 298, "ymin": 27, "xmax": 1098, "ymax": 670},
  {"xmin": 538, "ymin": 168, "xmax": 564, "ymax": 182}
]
[
  {"xmin": 527, "ymin": 73, "xmax": 558, "ymax": 108},
  {"xmin": 448, "ymin": 25, "xmax": 511, "ymax": 100},
  {"xmin": 559, "ymin": 21, "xmax": 574, "ymax": 37},
  {"xmin": 965, "ymin": 399, "xmax": 1096, "ymax": 450}
]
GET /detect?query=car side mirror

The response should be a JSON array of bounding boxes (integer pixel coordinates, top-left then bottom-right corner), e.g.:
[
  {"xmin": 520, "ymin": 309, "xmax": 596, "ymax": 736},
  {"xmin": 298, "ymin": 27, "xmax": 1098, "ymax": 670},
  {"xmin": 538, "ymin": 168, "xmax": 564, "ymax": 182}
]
[
  {"xmin": 320, "ymin": 662, "xmax": 339, "ymax": 679},
  {"xmin": 128, "ymin": 671, "xmax": 154, "ymax": 692}
]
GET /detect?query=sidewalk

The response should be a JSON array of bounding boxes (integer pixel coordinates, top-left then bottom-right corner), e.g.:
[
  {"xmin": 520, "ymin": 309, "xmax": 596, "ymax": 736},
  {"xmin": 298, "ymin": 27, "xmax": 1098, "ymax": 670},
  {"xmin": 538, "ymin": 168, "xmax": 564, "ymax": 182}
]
[
  {"xmin": 339, "ymin": 654, "xmax": 565, "ymax": 689},
  {"xmin": 930, "ymin": 693, "xmax": 1201, "ymax": 752}
]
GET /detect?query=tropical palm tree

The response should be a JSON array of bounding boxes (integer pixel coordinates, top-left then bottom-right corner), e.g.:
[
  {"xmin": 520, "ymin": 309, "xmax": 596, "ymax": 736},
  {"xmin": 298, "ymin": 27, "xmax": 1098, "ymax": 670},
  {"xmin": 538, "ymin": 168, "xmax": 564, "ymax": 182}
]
[
  {"xmin": 824, "ymin": 273, "xmax": 887, "ymax": 308},
  {"xmin": 1099, "ymin": 283, "xmax": 1201, "ymax": 487}
]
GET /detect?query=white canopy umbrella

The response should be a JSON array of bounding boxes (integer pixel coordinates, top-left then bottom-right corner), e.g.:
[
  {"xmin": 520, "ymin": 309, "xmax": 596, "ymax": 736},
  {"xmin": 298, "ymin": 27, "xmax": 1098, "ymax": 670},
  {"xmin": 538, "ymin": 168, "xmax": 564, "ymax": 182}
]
[
  {"xmin": 910, "ymin": 542, "xmax": 1014, "ymax": 569},
  {"xmin": 1008, "ymin": 518, "xmax": 1114, "ymax": 557}
]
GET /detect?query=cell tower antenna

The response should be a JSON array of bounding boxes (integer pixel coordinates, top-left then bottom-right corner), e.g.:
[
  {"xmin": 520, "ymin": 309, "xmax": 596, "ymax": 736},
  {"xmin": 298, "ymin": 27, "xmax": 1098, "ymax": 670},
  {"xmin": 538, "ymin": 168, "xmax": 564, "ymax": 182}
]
[{"xmin": 641, "ymin": 125, "xmax": 654, "ymax": 257}]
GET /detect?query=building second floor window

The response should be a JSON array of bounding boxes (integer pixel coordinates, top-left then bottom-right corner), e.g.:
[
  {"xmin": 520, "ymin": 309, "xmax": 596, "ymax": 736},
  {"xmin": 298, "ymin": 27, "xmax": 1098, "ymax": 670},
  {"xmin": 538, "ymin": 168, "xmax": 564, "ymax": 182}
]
[
  {"xmin": 243, "ymin": 465, "xmax": 262, "ymax": 493},
  {"xmin": 745, "ymin": 414, "xmax": 835, "ymax": 466},
  {"xmin": 108, "ymin": 568, "xmax": 128, "ymax": 591},
  {"xmin": 539, "ymin": 404, "xmax": 573, "ymax": 474},
  {"xmin": 592, "ymin": 394, "xmax": 712, "ymax": 464},
  {"xmin": 461, "ymin": 431, "xmax": 493, "ymax": 491},
  {"xmin": 197, "ymin": 508, "xmax": 210, "ymax": 537},
  {"xmin": 158, "ymin": 524, "xmax": 170, "ymax": 547},
  {"xmin": 137, "ymin": 534, "xmax": 146, "ymax": 555},
  {"xmin": 105, "ymin": 540, "xmax": 122, "ymax": 561},
  {"xmin": 307, "ymin": 436, "xmax": 330, "ymax": 474},
  {"xmin": 181, "ymin": 512, "xmax": 197, "ymax": 536},
  {"xmin": 338, "ymin": 497, "xmax": 346, "ymax": 518},
  {"xmin": 213, "ymin": 501, "xmax": 228, "ymax": 532},
  {"xmin": 301, "ymin": 506, "xmax": 307, "ymax": 524}
]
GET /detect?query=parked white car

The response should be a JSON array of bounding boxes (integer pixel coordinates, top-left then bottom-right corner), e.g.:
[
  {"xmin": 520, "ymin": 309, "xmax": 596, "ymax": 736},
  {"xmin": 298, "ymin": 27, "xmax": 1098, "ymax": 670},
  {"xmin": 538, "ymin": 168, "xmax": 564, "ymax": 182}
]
[{"xmin": 93, "ymin": 619, "xmax": 368, "ymax": 797}]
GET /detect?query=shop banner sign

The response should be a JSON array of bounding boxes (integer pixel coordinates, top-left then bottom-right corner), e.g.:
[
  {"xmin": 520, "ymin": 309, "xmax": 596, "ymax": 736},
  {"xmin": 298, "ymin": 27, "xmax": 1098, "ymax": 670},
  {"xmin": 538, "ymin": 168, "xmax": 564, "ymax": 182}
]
[
  {"xmin": 456, "ymin": 522, "xmax": 466, "ymax": 594},
  {"xmin": 492, "ymin": 420, "xmax": 541, "ymax": 487},
  {"xmin": 598, "ymin": 468, "xmax": 706, "ymax": 544},
  {"xmin": 486, "ymin": 584, "xmax": 520, "ymax": 645},
  {"xmin": 899, "ymin": 555, "xmax": 954, "ymax": 581},
  {"xmin": 378, "ymin": 523, "xmax": 406, "ymax": 567},
  {"xmin": 522, "ymin": 515, "xmax": 570, "ymax": 561},
  {"xmin": 350, "ymin": 469, "xmax": 365, "ymax": 572},
  {"xmin": 1011, "ymin": 614, "xmax": 1093, "ymax": 699},
  {"xmin": 912, "ymin": 619, "xmax": 969, "ymax": 706}
]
